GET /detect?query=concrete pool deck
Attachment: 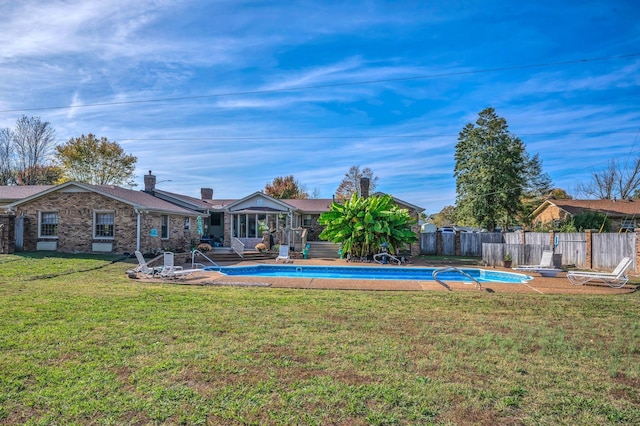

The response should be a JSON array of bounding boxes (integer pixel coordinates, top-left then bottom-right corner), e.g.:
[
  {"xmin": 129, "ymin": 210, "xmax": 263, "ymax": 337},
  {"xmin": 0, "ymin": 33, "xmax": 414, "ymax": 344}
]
[{"xmin": 130, "ymin": 257, "xmax": 638, "ymax": 295}]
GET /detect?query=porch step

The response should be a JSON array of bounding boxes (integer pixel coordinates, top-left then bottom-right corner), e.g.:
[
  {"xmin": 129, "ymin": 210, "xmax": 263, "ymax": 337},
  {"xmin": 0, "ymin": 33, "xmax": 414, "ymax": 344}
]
[
  {"xmin": 202, "ymin": 249, "xmax": 275, "ymax": 262},
  {"xmin": 307, "ymin": 242, "xmax": 341, "ymax": 259}
]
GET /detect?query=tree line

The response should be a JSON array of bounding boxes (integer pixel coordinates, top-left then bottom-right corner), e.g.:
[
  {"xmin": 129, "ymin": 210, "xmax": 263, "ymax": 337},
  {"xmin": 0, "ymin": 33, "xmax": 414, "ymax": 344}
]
[
  {"xmin": 0, "ymin": 116, "xmax": 136, "ymax": 186},
  {"xmin": 263, "ymin": 165, "xmax": 378, "ymax": 200}
]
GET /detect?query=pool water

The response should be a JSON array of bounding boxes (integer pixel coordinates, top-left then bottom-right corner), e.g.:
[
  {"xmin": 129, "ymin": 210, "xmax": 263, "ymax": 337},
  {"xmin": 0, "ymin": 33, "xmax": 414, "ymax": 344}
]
[{"xmin": 212, "ymin": 265, "xmax": 532, "ymax": 283}]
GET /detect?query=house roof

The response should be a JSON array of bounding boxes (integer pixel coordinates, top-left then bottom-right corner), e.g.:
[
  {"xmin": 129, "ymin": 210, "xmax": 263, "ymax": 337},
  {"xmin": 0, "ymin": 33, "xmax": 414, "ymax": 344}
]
[
  {"xmin": 371, "ymin": 192, "xmax": 424, "ymax": 213},
  {"xmin": 205, "ymin": 194, "xmax": 423, "ymax": 214},
  {"xmin": 8, "ymin": 182, "xmax": 202, "ymax": 216},
  {"xmin": 0, "ymin": 185, "xmax": 55, "ymax": 203},
  {"xmin": 533, "ymin": 198, "xmax": 640, "ymax": 218},
  {"xmin": 224, "ymin": 191, "xmax": 297, "ymax": 212},
  {"xmin": 204, "ymin": 199, "xmax": 236, "ymax": 209},
  {"xmin": 282, "ymin": 198, "xmax": 334, "ymax": 213},
  {"xmin": 148, "ymin": 189, "xmax": 212, "ymax": 210}
]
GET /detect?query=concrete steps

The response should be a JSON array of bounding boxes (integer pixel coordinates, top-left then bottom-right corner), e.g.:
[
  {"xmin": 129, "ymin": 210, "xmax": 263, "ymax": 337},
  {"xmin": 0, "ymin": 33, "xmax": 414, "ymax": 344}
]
[
  {"xmin": 200, "ymin": 249, "xmax": 275, "ymax": 262},
  {"xmin": 307, "ymin": 241, "xmax": 340, "ymax": 259}
]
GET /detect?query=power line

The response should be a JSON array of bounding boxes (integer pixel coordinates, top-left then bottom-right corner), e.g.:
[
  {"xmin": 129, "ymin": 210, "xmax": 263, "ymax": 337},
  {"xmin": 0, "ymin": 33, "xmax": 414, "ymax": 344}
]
[
  {"xmin": 2, "ymin": 52, "xmax": 638, "ymax": 114},
  {"xmin": 97, "ymin": 130, "xmax": 636, "ymax": 142}
]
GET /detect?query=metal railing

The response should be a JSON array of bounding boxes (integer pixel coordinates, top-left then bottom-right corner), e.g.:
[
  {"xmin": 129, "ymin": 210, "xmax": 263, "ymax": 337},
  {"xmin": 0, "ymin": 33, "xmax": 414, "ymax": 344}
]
[
  {"xmin": 231, "ymin": 237, "xmax": 245, "ymax": 258},
  {"xmin": 191, "ymin": 249, "xmax": 219, "ymax": 269},
  {"xmin": 432, "ymin": 266, "xmax": 482, "ymax": 291}
]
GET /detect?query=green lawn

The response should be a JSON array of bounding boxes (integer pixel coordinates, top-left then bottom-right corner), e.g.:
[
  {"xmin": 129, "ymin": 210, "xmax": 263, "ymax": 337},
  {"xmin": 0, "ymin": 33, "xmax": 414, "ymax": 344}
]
[{"xmin": 0, "ymin": 253, "xmax": 639, "ymax": 425}]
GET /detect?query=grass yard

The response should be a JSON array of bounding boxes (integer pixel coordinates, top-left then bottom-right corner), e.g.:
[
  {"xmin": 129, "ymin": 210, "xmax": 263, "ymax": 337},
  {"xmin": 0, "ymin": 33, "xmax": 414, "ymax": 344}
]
[{"xmin": 0, "ymin": 253, "xmax": 639, "ymax": 425}]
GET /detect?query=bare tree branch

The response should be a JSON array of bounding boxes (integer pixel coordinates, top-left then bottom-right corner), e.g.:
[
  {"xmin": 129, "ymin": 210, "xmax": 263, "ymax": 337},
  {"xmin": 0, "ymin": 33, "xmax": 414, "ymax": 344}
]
[{"xmin": 12, "ymin": 116, "xmax": 55, "ymax": 185}]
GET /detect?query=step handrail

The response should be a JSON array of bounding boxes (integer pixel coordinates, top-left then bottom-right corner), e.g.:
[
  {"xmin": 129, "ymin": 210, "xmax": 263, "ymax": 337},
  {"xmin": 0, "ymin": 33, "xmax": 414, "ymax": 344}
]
[
  {"xmin": 192, "ymin": 249, "xmax": 220, "ymax": 269},
  {"xmin": 432, "ymin": 266, "xmax": 482, "ymax": 291},
  {"xmin": 231, "ymin": 238, "xmax": 245, "ymax": 258}
]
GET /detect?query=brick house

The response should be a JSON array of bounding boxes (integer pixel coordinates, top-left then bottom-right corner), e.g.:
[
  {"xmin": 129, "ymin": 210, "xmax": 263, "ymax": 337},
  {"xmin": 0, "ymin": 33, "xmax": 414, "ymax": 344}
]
[
  {"xmin": 0, "ymin": 185, "xmax": 54, "ymax": 210},
  {"xmin": 531, "ymin": 198, "xmax": 640, "ymax": 231},
  {"xmin": 6, "ymin": 181, "xmax": 202, "ymax": 254},
  {"xmin": 1, "ymin": 172, "xmax": 424, "ymax": 256},
  {"xmin": 143, "ymin": 171, "xmax": 424, "ymax": 255}
]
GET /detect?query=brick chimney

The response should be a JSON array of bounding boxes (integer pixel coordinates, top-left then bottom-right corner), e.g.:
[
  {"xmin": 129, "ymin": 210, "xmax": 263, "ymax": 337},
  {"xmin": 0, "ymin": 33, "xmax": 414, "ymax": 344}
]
[
  {"xmin": 201, "ymin": 188, "xmax": 213, "ymax": 200},
  {"xmin": 359, "ymin": 177, "xmax": 370, "ymax": 198},
  {"xmin": 144, "ymin": 170, "xmax": 156, "ymax": 192}
]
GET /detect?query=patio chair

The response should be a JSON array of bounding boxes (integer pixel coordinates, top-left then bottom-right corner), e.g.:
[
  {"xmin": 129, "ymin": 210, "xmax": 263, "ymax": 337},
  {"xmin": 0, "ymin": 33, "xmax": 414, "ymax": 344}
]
[
  {"xmin": 566, "ymin": 257, "xmax": 633, "ymax": 288},
  {"xmin": 275, "ymin": 245, "xmax": 292, "ymax": 263},
  {"xmin": 514, "ymin": 250, "xmax": 554, "ymax": 271},
  {"xmin": 513, "ymin": 250, "xmax": 563, "ymax": 276},
  {"xmin": 159, "ymin": 251, "xmax": 205, "ymax": 279},
  {"xmin": 159, "ymin": 252, "xmax": 183, "ymax": 276},
  {"xmin": 131, "ymin": 250, "xmax": 163, "ymax": 276}
]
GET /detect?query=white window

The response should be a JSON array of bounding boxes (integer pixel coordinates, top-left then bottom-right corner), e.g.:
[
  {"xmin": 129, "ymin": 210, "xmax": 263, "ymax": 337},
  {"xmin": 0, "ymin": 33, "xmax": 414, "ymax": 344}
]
[
  {"xmin": 94, "ymin": 211, "xmax": 115, "ymax": 238},
  {"xmin": 184, "ymin": 217, "xmax": 191, "ymax": 230},
  {"xmin": 161, "ymin": 215, "xmax": 169, "ymax": 239},
  {"xmin": 303, "ymin": 214, "xmax": 313, "ymax": 227},
  {"xmin": 39, "ymin": 211, "xmax": 58, "ymax": 238}
]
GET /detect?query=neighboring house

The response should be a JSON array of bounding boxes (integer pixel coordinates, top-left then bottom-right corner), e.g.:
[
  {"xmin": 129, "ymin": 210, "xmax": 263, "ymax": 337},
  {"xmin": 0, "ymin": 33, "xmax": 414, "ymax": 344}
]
[
  {"xmin": 6, "ymin": 181, "xmax": 202, "ymax": 254},
  {"xmin": 531, "ymin": 198, "xmax": 640, "ymax": 231}
]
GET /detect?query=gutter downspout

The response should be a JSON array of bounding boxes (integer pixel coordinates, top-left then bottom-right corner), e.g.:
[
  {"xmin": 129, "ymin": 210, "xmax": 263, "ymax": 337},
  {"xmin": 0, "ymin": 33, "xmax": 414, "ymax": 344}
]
[{"xmin": 135, "ymin": 208, "xmax": 141, "ymax": 252}]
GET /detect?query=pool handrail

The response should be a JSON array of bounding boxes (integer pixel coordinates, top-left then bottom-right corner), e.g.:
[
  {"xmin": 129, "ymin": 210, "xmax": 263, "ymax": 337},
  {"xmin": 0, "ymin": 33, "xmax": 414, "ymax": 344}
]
[
  {"xmin": 432, "ymin": 266, "xmax": 482, "ymax": 291},
  {"xmin": 192, "ymin": 249, "xmax": 220, "ymax": 269}
]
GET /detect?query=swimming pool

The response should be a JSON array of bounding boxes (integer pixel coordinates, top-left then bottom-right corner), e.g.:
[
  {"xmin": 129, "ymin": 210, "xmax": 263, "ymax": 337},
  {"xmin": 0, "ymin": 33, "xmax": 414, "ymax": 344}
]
[{"xmin": 212, "ymin": 265, "xmax": 532, "ymax": 283}]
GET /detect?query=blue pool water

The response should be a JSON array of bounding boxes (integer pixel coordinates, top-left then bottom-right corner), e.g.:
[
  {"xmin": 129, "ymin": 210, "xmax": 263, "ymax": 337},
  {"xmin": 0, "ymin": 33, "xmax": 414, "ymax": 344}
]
[{"xmin": 211, "ymin": 265, "xmax": 532, "ymax": 283}]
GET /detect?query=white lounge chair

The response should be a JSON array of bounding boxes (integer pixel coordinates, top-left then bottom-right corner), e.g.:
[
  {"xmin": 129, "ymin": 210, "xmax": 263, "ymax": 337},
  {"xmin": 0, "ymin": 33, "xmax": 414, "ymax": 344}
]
[
  {"xmin": 566, "ymin": 257, "xmax": 633, "ymax": 288},
  {"xmin": 159, "ymin": 252, "xmax": 183, "ymax": 276},
  {"xmin": 514, "ymin": 250, "xmax": 554, "ymax": 270},
  {"xmin": 131, "ymin": 250, "xmax": 163, "ymax": 276},
  {"xmin": 513, "ymin": 250, "xmax": 562, "ymax": 276},
  {"xmin": 275, "ymin": 245, "xmax": 292, "ymax": 263},
  {"xmin": 159, "ymin": 252, "xmax": 205, "ymax": 279}
]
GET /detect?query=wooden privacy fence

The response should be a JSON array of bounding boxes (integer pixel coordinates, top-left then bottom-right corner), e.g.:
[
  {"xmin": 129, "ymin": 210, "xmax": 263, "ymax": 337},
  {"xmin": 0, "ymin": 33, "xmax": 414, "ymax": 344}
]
[
  {"xmin": 420, "ymin": 229, "xmax": 639, "ymax": 273},
  {"xmin": 592, "ymin": 232, "xmax": 636, "ymax": 271},
  {"xmin": 483, "ymin": 243, "xmax": 553, "ymax": 267},
  {"xmin": 554, "ymin": 232, "xmax": 586, "ymax": 267}
]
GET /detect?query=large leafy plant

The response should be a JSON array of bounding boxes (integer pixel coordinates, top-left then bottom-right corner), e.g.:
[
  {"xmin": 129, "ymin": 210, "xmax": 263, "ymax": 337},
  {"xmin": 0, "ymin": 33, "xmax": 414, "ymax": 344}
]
[{"xmin": 318, "ymin": 194, "xmax": 417, "ymax": 257}]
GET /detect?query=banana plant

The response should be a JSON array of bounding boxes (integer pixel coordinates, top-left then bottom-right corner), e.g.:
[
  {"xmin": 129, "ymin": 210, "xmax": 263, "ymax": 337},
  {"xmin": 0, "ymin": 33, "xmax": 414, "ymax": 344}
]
[{"xmin": 318, "ymin": 194, "xmax": 417, "ymax": 257}]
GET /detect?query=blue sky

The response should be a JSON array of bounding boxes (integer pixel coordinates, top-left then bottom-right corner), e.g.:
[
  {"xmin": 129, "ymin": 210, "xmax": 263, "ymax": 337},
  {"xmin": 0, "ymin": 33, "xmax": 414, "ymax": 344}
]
[{"xmin": 1, "ymin": 0, "xmax": 639, "ymax": 214}]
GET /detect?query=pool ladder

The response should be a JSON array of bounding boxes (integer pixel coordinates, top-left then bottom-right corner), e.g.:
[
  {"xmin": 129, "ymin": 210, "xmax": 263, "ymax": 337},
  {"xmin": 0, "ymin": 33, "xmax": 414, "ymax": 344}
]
[
  {"xmin": 432, "ymin": 266, "xmax": 482, "ymax": 291},
  {"xmin": 191, "ymin": 249, "xmax": 220, "ymax": 270}
]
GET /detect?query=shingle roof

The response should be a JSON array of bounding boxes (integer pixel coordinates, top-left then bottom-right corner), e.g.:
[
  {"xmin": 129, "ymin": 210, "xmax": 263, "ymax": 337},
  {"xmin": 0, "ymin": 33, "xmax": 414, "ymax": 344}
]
[
  {"xmin": 8, "ymin": 182, "xmax": 201, "ymax": 216},
  {"xmin": 85, "ymin": 184, "xmax": 201, "ymax": 215},
  {"xmin": 546, "ymin": 199, "xmax": 640, "ymax": 217},
  {"xmin": 282, "ymin": 198, "xmax": 334, "ymax": 213},
  {"xmin": 0, "ymin": 185, "xmax": 55, "ymax": 202},
  {"xmin": 151, "ymin": 189, "xmax": 212, "ymax": 209}
]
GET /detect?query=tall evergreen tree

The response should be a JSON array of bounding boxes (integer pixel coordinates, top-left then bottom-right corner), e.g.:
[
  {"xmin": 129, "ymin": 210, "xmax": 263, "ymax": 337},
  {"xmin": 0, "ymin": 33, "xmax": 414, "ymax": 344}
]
[{"xmin": 454, "ymin": 107, "xmax": 529, "ymax": 231}]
